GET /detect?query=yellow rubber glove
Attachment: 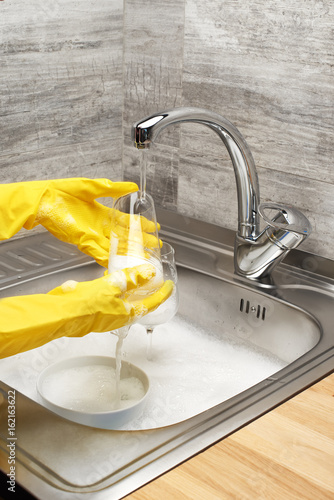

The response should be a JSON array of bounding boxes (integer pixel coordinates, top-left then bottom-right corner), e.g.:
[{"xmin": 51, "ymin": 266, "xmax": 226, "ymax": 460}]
[
  {"xmin": 110, "ymin": 208, "xmax": 162, "ymax": 262},
  {"xmin": 0, "ymin": 178, "xmax": 138, "ymax": 268},
  {"xmin": 0, "ymin": 265, "xmax": 174, "ymax": 359}
]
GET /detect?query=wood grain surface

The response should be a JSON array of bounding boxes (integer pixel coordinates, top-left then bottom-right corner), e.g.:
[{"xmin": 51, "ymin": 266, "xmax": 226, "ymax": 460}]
[{"xmin": 125, "ymin": 373, "xmax": 334, "ymax": 500}]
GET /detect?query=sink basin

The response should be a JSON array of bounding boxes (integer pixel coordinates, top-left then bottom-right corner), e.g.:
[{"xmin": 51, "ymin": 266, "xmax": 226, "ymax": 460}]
[{"xmin": 0, "ymin": 209, "xmax": 333, "ymax": 499}]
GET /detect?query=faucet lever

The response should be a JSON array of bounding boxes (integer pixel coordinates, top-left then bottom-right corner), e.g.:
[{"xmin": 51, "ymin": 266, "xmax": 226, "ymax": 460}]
[
  {"xmin": 236, "ymin": 202, "xmax": 312, "ymax": 280},
  {"xmin": 259, "ymin": 202, "xmax": 311, "ymax": 250}
]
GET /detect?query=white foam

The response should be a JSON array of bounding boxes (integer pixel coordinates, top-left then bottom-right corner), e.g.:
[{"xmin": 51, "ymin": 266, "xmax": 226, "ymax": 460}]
[
  {"xmin": 60, "ymin": 280, "xmax": 78, "ymax": 292},
  {"xmin": 0, "ymin": 315, "xmax": 286, "ymax": 431},
  {"xmin": 41, "ymin": 365, "xmax": 145, "ymax": 413},
  {"xmin": 120, "ymin": 316, "xmax": 286, "ymax": 429}
]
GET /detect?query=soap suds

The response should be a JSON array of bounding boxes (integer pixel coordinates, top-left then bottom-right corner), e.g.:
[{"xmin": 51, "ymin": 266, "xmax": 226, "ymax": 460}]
[
  {"xmin": 41, "ymin": 365, "xmax": 146, "ymax": 412},
  {"xmin": 0, "ymin": 315, "xmax": 286, "ymax": 431},
  {"xmin": 61, "ymin": 280, "xmax": 78, "ymax": 292},
  {"xmin": 105, "ymin": 270, "xmax": 127, "ymax": 291}
]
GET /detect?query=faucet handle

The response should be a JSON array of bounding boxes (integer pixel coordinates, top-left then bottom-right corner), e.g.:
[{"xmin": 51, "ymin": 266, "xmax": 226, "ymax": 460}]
[
  {"xmin": 258, "ymin": 202, "xmax": 312, "ymax": 252},
  {"xmin": 259, "ymin": 202, "xmax": 312, "ymax": 237},
  {"xmin": 236, "ymin": 202, "xmax": 312, "ymax": 279}
]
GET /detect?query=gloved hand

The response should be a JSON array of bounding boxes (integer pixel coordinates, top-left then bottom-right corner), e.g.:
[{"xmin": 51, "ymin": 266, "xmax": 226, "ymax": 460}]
[
  {"xmin": 0, "ymin": 264, "xmax": 174, "ymax": 358},
  {"xmin": 110, "ymin": 208, "xmax": 162, "ymax": 263},
  {"xmin": 0, "ymin": 178, "xmax": 139, "ymax": 268}
]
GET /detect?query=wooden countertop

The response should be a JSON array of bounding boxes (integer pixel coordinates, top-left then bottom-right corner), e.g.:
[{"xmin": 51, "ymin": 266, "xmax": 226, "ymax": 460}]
[{"xmin": 125, "ymin": 373, "xmax": 334, "ymax": 499}]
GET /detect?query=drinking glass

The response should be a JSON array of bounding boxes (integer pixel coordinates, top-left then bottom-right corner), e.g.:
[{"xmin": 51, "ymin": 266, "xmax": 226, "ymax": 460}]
[
  {"xmin": 108, "ymin": 190, "xmax": 164, "ymax": 395},
  {"xmin": 108, "ymin": 191, "xmax": 162, "ymax": 282},
  {"xmin": 138, "ymin": 241, "xmax": 179, "ymax": 360}
]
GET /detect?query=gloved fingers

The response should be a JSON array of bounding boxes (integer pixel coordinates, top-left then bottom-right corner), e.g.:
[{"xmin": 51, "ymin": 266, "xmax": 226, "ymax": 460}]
[
  {"xmin": 130, "ymin": 280, "xmax": 174, "ymax": 319},
  {"xmin": 106, "ymin": 264, "xmax": 160, "ymax": 293},
  {"xmin": 33, "ymin": 188, "xmax": 110, "ymax": 267},
  {"xmin": 48, "ymin": 264, "xmax": 159, "ymax": 298},
  {"xmin": 49, "ymin": 178, "xmax": 138, "ymax": 203},
  {"xmin": 107, "ymin": 181, "xmax": 139, "ymax": 200},
  {"xmin": 72, "ymin": 237, "xmax": 110, "ymax": 268},
  {"xmin": 0, "ymin": 180, "xmax": 49, "ymax": 239},
  {"xmin": 110, "ymin": 210, "xmax": 161, "ymax": 254},
  {"xmin": 101, "ymin": 208, "xmax": 160, "ymax": 240},
  {"xmin": 112, "ymin": 209, "xmax": 161, "ymax": 233},
  {"xmin": 110, "ymin": 226, "xmax": 161, "ymax": 256}
]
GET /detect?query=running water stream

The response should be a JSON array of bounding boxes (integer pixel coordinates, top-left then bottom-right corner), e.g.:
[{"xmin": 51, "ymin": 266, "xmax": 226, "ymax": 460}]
[
  {"xmin": 112, "ymin": 150, "xmax": 151, "ymax": 406},
  {"xmin": 114, "ymin": 326, "xmax": 129, "ymax": 408},
  {"xmin": 139, "ymin": 149, "xmax": 148, "ymax": 199}
]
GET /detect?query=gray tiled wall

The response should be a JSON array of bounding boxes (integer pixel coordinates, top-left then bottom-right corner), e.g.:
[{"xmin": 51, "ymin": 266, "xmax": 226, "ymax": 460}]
[
  {"xmin": 0, "ymin": 0, "xmax": 124, "ymax": 187},
  {"xmin": 123, "ymin": 0, "xmax": 334, "ymax": 260},
  {"xmin": 1, "ymin": 1, "xmax": 333, "ymax": 260}
]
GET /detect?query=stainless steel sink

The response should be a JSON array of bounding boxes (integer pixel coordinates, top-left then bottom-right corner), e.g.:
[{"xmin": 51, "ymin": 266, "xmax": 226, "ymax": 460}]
[{"xmin": 0, "ymin": 209, "xmax": 333, "ymax": 500}]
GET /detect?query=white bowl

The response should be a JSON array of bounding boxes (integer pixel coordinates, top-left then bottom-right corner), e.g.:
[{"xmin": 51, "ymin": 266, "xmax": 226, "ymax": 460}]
[{"xmin": 36, "ymin": 355, "xmax": 150, "ymax": 430}]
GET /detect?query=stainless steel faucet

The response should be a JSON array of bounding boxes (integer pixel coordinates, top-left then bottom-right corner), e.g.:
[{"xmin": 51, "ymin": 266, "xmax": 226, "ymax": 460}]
[{"xmin": 132, "ymin": 107, "xmax": 311, "ymax": 280}]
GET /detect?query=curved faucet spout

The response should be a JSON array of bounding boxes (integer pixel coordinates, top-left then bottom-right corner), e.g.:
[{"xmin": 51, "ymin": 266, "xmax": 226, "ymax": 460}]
[
  {"xmin": 132, "ymin": 107, "xmax": 311, "ymax": 280},
  {"xmin": 132, "ymin": 107, "xmax": 260, "ymax": 240}
]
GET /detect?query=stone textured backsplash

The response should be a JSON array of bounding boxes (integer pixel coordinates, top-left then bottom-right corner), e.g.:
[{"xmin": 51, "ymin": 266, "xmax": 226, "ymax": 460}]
[
  {"xmin": 123, "ymin": 0, "xmax": 334, "ymax": 260},
  {"xmin": 0, "ymin": 0, "xmax": 123, "ymax": 187},
  {"xmin": 1, "ymin": 0, "xmax": 333, "ymax": 260}
]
